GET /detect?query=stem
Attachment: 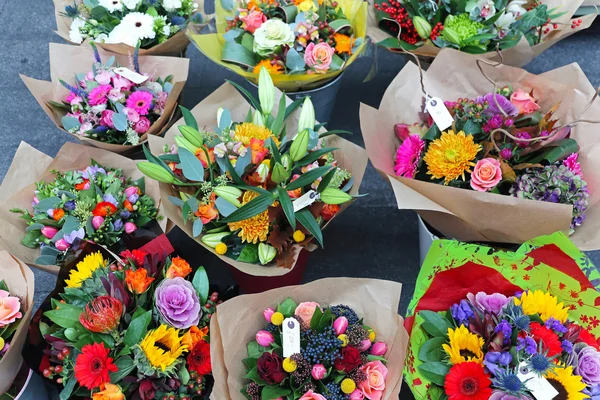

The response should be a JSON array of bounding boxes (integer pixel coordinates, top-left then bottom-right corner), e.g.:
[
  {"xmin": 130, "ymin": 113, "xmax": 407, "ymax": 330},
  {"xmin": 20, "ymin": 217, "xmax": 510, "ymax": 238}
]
[{"xmin": 201, "ymin": 147, "xmax": 214, "ymax": 182}]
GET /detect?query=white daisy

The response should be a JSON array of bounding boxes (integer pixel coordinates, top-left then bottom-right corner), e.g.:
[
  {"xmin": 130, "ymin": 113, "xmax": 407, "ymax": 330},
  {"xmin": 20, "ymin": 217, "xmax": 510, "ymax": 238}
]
[
  {"xmin": 162, "ymin": 0, "xmax": 183, "ymax": 12},
  {"xmin": 69, "ymin": 17, "xmax": 86, "ymax": 44},
  {"xmin": 99, "ymin": 0, "xmax": 124, "ymax": 13},
  {"xmin": 107, "ymin": 12, "xmax": 156, "ymax": 46},
  {"xmin": 122, "ymin": 0, "xmax": 142, "ymax": 10}
]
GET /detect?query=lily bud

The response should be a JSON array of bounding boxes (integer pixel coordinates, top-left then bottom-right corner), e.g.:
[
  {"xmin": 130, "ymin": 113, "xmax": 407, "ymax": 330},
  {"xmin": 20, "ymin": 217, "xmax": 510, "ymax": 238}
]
[
  {"xmin": 255, "ymin": 330, "xmax": 274, "ymax": 347},
  {"xmin": 442, "ymin": 26, "xmax": 461, "ymax": 46},
  {"xmin": 281, "ymin": 154, "xmax": 292, "ymax": 170},
  {"xmin": 333, "ymin": 316, "xmax": 348, "ymax": 335},
  {"xmin": 214, "ymin": 186, "xmax": 242, "ymax": 207},
  {"xmin": 175, "ymin": 135, "xmax": 199, "ymax": 154},
  {"xmin": 217, "ymin": 107, "xmax": 224, "ymax": 126},
  {"xmin": 297, "ymin": 97, "xmax": 315, "ymax": 133},
  {"xmin": 137, "ymin": 162, "xmax": 175, "ymax": 184},
  {"xmin": 320, "ymin": 187, "xmax": 352, "ymax": 205},
  {"xmin": 252, "ymin": 110, "xmax": 265, "ymax": 127},
  {"xmin": 370, "ymin": 341, "xmax": 387, "ymax": 356},
  {"xmin": 289, "ymin": 129, "xmax": 309, "ymax": 162},
  {"xmin": 413, "ymin": 16, "xmax": 432, "ymax": 39},
  {"xmin": 258, "ymin": 67, "xmax": 275, "ymax": 114},
  {"xmin": 178, "ymin": 125, "xmax": 204, "ymax": 148},
  {"xmin": 92, "ymin": 216, "xmax": 104, "ymax": 230},
  {"xmin": 201, "ymin": 232, "xmax": 230, "ymax": 248},
  {"xmin": 258, "ymin": 243, "xmax": 277, "ymax": 265},
  {"xmin": 256, "ymin": 163, "xmax": 269, "ymax": 183},
  {"xmin": 41, "ymin": 226, "xmax": 59, "ymax": 239},
  {"xmin": 271, "ymin": 162, "xmax": 288, "ymax": 184}
]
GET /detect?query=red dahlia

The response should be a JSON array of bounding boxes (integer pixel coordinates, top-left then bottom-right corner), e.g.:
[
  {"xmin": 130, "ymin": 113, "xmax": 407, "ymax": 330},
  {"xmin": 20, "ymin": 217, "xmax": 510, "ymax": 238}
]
[
  {"xmin": 74, "ymin": 343, "xmax": 118, "ymax": 390},
  {"xmin": 530, "ymin": 322, "xmax": 562, "ymax": 357},
  {"xmin": 92, "ymin": 202, "xmax": 117, "ymax": 217},
  {"xmin": 444, "ymin": 362, "xmax": 492, "ymax": 400},
  {"xmin": 187, "ymin": 340, "xmax": 212, "ymax": 376},
  {"xmin": 79, "ymin": 296, "xmax": 123, "ymax": 333}
]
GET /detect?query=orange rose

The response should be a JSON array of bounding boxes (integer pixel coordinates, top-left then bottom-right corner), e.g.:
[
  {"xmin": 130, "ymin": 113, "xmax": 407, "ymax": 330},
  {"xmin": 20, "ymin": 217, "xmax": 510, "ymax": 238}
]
[
  {"xmin": 166, "ymin": 256, "xmax": 192, "ymax": 279},
  {"xmin": 124, "ymin": 268, "xmax": 155, "ymax": 294},
  {"xmin": 195, "ymin": 147, "xmax": 216, "ymax": 169},
  {"xmin": 195, "ymin": 197, "xmax": 219, "ymax": 225},
  {"xmin": 92, "ymin": 383, "xmax": 124, "ymax": 400},
  {"xmin": 182, "ymin": 325, "xmax": 209, "ymax": 348}
]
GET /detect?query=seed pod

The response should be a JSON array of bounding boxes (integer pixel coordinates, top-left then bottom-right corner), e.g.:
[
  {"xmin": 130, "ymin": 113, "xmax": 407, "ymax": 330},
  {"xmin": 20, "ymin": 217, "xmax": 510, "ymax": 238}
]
[{"xmin": 258, "ymin": 243, "xmax": 277, "ymax": 265}]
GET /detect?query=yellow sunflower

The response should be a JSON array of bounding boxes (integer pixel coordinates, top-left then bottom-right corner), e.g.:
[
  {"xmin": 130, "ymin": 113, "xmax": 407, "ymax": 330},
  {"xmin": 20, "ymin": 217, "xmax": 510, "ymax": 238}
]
[
  {"xmin": 515, "ymin": 290, "xmax": 570, "ymax": 323},
  {"xmin": 64, "ymin": 252, "xmax": 106, "ymax": 288},
  {"xmin": 140, "ymin": 325, "xmax": 188, "ymax": 371},
  {"xmin": 228, "ymin": 191, "xmax": 270, "ymax": 244},
  {"xmin": 442, "ymin": 325, "xmax": 485, "ymax": 365},
  {"xmin": 423, "ymin": 130, "xmax": 482, "ymax": 185},
  {"xmin": 545, "ymin": 366, "xmax": 588, "ymax": 400},
  {"xmin": 234, "ymin": 123, "xmax": 279, "ymax": 146}
]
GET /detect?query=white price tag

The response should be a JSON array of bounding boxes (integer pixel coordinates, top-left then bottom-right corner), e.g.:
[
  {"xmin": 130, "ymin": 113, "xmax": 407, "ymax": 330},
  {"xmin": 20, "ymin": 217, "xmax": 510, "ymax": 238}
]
[
  {"xmin": 425, "ymin": 96, "xmax": 454, "ymax": 131},
  {"xmin": 114, "ymin": 67, "xmax": 149, "ymax": 84},
  {"xmin": 517, "ymin": 362, "xmax": 559, "ymax": 400},
  {"xmin": 282, "ymin": 318, "xmax": 301, "ymax": 358},
  {"xmin": 292, "ymin": 190, "xmax": 319, "ymax": 212}
]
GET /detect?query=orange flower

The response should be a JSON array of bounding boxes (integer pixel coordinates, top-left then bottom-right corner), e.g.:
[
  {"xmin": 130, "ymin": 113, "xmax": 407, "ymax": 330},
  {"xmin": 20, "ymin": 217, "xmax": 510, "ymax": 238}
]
[
  {"xmin": 92, "ymin": 383, "xmax": 124, "ymax": 400},
  {"xmin": 92, "ymin": 202, "xmax": 117, "ymax": 217},
  {"xmin": 334, "ymin": 33, "xmax": 354, "ymax": 55},
  {"xmin": 166, "ymin": 257, "xmax": 193, "ymax": 279},
  {"xmin": 195, "ymin": 146, "xmax": 216, "ymax": 169},
  {"xmin": 123, "ymin": 199, "xmax": 134, "ymax": 212},
  {"xmin": 168, "ymin": 162, "xmax": 182, "ymax": 175},
  {"xmin": 124, "ymin": 268, "xmax": 155, "ymax": 294},
  {"xmin": 181, "ymin": 325, "xmax": 209, "ymax": 349},
  {"xmin": 321, "ymin": 204, "xmax": 340, "ymax": 221},
  {"xmin": 195, "ymin": 195, "xmax": 219, "ymax": 225},
  {"xmin": 74, "ymin": 179, "xmax": 90, "ymax": 191},
  {"xmin": 52, "ymin": 208, "xmax": 65, "ymax": 221},
  {"xmin": 250, "ymin": 138, "xmax": 269, "ymax": 164},
  {"xmin": 253, "ymin": 59, "xmax": 284, "ymax": 75}
]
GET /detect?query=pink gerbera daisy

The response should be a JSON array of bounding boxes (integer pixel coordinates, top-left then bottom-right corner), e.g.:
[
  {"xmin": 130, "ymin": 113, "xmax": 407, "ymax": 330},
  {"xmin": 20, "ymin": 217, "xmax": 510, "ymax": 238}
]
[
  {"xmin": 394, "ymin": 134, "xmax": 425, "ymax": 178},
  {"xmin": 126, "ymin": 91, "xmax": 154, "ymax": 116},
  {"xmin": 88, "ymin": 85, "xmax": 112, "ymax": 106}
]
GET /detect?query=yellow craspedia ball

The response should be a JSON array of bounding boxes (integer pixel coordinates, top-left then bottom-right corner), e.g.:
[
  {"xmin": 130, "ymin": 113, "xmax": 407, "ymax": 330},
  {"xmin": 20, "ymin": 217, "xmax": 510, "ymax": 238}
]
[
  {"xmin": 283, "ymin": 357, "xmax": 297, "ymax": 373},
  {"xmin": 0, "ymin": 337, "xmax": 4, "ymax": 350},
  {"xmin": 338, "ymin": 334, "xmax": 348, "ymax": 347},
  {"xmin": 215, "ymin": 242, "xmax": 228, "ymax": 255},
  {"xmin": 271, "ymin": 312, "xmax": 284, "ymax": 326},
  {"xmin": 368, "ymin": 329, "xmax": 376, "ymax": 342},
  {"xmin": 341, "ymin": 378, "xmax": 356, "ymax": 394},
  {"xmin": 293, "ymin": 230, "xmax": 306, "ymax": 242}
]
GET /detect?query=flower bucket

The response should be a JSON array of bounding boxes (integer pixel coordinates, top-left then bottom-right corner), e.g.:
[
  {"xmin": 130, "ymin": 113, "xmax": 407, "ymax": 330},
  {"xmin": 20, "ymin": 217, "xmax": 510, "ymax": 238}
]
[
  {"xmin": 226, "ymin": 249, "xmax": 310, "ymax": 294},
  {"xmin": 0, "ymin": 364, "xmax": 49, "ymax": 400}
]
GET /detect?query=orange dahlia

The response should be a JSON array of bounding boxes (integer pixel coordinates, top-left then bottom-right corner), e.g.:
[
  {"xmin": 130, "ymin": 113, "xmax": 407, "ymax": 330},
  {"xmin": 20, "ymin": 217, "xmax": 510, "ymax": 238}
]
[
  {"xmin": 444, "ymin": 362, "xmax": 491, "ymax": 400},
  {"xmin": 74, "ymin": 343, "xmax": 118, "ymax": 390},
  {"xmin": 253, "ymin": 59, "xmax": 284, "ymax": 75}
]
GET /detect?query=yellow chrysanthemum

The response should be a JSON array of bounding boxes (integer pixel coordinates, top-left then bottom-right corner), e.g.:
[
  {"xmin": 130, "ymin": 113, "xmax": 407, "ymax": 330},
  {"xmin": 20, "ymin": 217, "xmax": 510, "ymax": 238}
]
[
  {"xmin": 423, "ymin": 130, "xmax": 482, "ymax": 185},
  {"xmin": 233, "ymin": 123, "xmax": 279, "ymax": 146},
  {"xmin": 64, "ymin": 252, "xmax": 106, "ymax": 288},
  {"xmin": 515, "ymin": 290, "xmax": 570, "ymax": 323},
  {"xmin": 253, "ymin": 60, "xmax": 284, "ymax": 75},
  {"xmin": 545, "ymin": 366, "xmax": 588, "ymax": 400},
  {"xmin": 442, "ymin": 325, "xmax": 484, "ymax": 365},
  {"xmin": 140, "ymin": 325, "xmax": 188, "ymax": 371},
  {"xmin": 227, "ymin": 191, "xmax": 270, "ymax": 244}
]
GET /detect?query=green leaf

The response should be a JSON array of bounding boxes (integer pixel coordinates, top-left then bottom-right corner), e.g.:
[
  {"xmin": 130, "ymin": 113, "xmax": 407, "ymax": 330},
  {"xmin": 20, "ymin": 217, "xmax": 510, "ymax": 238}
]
[
  {"xmin": 179, "ymin": 106, "xmax": 199, "ymax": 131},
  {"xmin": 59, "ymin": 374, "xmax": 77, "ymax": 400},
  {"xmin": 277, "ymin": 297, "xmax": 297, "ymax": 316},
  {"xmin": 318, "ymin": 129, "xmax": 353, "ymax": 139},
  {"xmin": 423, "ymin": 124, "xmax": 442, "ymax": 141},
  {"xmin": 245, "ymin": 365, "xmax": 266, "ymax": 385},
  {"xmin": 284, "ymin": 97, "xmax": 306, "ymax": 121},
  {"xmin": 61, "ymin": 115, "xmax": 81, "ymax": 131},
  {"xmin": 123, "ymin": 311, "xmax": 152, "ymax": 347},
  {"xmin": 296, "ymin": 209, "xmax": 323, "ymax": 247},
  {"xmin": 178, "ymin": 366, "xmax": 191, "ymax": 385},
  {"xmin": 243, "ymin": 357, "xmax": 258, "ymax": 370},
  {"xmin": 237, "ymin": 243, "xmax": 259, "ymax": 263},
  {"xmin": 21, "ymin": 230, "xmax": 42, "ymax": 249},
  {"xmin": 192, "ymin": 218, "xmax": 204, "ymax": 237},
  {"xmin": 44, "ymin": 304, "xmax": 82, "ymax": 329},
  {"xmin": 178, "ymin": 147, "xmax": 205, "ymax": 182},
  {"xmin": 512, "ymin": 5, "xmax": 548, "ymax": 33},
  {"xmin": 220, "ymin": 193, "xmax": 275, "ymax": 223},
  {"xmin": 285, "ymin": 48, "xmax": 305, "ymax": 72},
  {"xmin": 216, "ymin": 153, "xmax": 244, "ymax": 185},
  {"xmin": 296, "ymin": 147, "xmax": 337, "ymax": 167},
  {"xmin": 192, "ymin": 266, "xmax": 210, "ymax": 305},
  {"xmin": 222, "ymin": 42, "xmax": 257, "ymax": 68},
  {"xmin": 109, "ymin": 356, "xmax": 135, "ymax": 382},
  {"xmin": 526, "ymin": 138, "xmax": 579, "ymax": 164},
  {"xmin": 247, "ymin": 342, "xmax": 269, "ymax": 359},
  {"xmin": 419, "ymin": 310, "xmax": 452, "ymax": 338},
  {"xmin": 286, "ymin": 166, "xmax": 333, "ymax": 191},
  {"xmin": 262, "ymin": 386, "xmax": 292, "ymax": 400},
  {"xmin": 310, "ymin": 306, "xmax": 324, "ymax": 330},
  {"xmin": 418, "ymin": 337, "xmax": 448, "ymax": 362},
  {"xmin": 270, "ymin": 94, "xmax": 288, "ymax": 137},
  {"xmin": 317, "ymin": 168, "xmax": 337, "ymax": 193},
  {"xmin": 418, "ymin": 362, "xmax": 450, "ymax": 386},
  {"xmin": 276, "ymin": 188, "xmax": 296, "ymax": 230},
  {"xmin": 226, "ymin": 80, "xmax": 262, "ymax": 113}
]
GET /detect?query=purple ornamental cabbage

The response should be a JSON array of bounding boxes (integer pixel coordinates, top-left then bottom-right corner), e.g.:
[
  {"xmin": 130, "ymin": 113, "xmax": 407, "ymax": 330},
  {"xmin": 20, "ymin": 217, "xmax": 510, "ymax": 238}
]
[{"xmin": 155, "ymin": 277, "xmax": 201, "ymax": 329}]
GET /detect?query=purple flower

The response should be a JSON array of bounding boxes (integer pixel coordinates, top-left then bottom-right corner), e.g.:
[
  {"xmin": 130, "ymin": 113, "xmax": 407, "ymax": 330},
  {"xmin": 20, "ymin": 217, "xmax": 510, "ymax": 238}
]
[
  {"xmin": 81, "ymin": 166, "xmax": 106, "ymax": 179},
  {"xmin": 515, "ymin": 132, "xmax": 532, "ymax": 148},
  {"xmin": 484, "ymin": 352, "xmax": 501, "ymax": 375},
  {"xmin": 155, "ymin": 277, "xmax": 201, "ymax": 329},
  {"xmin": 103, "ymin": 194, "xmax": 118, "ymax": 207},
  {"xmin": 490, "ymin": 391, "xmax": 532, "ymax": 400},
  {"xmin": 500, "ymin": 148, "xmax": 512, "ymax": 160},
  {"xmin": 495, "ymin": 320, "xmax": 512, "ymax": 344},
  {"xmin": 63, "ymin": 227, "xmax": 85, "ymax": 244},
  {"xmin": 120, "ymin": 210, "xmax": 131, "ymax": 219},
  {"xmin": 562, "ymin": 339, "xmax": 573, "ymax": 354},
  {"xmin": 46, "ymin": 209, "xmax": 54, "ymax": 218},
  {"xmin": 128, "ymin": 194, "xmax": 139, "ymax": 204},
  {"xmin": 545, "ymin": 317, "xmax": 567, "ymax": 334},
  {"xmin": 451, "ymin": 300, "xmax": 474, "ymax": 325},
  {"xmin": 498, "ymin": 352, "xmax": 512, "ymax": 366},
  {"xmin": 476, "ymin": 93, "xmax": 519, "ymax": 117},
  {"xmin": 517, "ymin": 336, "xmax": 537, "ymax": 355},
  {"xmin": 64, "ymin": 200, "xmax": 76, "ymax": 211},
  {"xmin": 584, "ymin": 384, "xmax": 600, "ymax": 400},
  {"xmin": 576, "ymin": 346, "xmax": 600, "ymax": 384},
  {"xmin": 467, "ymin": 292, "xmax": 509, "ymax": 315},
  {"xmin": 113, "ymin": 219, "xmax": 123, "ymax": 231}
]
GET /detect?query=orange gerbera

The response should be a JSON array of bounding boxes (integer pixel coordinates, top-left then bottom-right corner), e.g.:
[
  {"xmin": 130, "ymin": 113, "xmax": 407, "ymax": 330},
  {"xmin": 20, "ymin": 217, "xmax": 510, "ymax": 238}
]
[
  {"xmin": 253, "ymin": 59, "xmax": 284, "ymax": 75},
  {"xmin": 52, "ymin": 208, "xmax": 65, "ymax": 221},
  {"xmin": 195, "ymin": 194, "xmax": 219, "ymax": 225},
  {"xmin": 125, "ymin": 268, "xmax": 155, "ymax": 294},
  {"xmin": 182, "ymin": 325, "xmax": 209, "ymax": 348},
  {"xmin": 334, "ymin": 33, "xmax": 355, "ymax": 54},
  {"xmin": 166, "ymin": 256, "xmax": 193, "ymax": 279}
]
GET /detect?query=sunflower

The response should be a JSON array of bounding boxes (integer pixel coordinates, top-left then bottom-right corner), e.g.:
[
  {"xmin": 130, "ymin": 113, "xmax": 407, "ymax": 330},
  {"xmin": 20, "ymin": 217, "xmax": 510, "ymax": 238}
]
[
  {"xmin": 515, "ymin": 290, "xmax": 570, "ymax": 323},
  {"xmin": 234, "ymin": 123, "xmax": 279, "ymax": 146},
  {"xmin": 442, "ymin": 325, "xmax": 485, "ymax": 365},
  {"xmin": 228, "ymin": 191, "xmax": 271, "ymax": 244},
  {"xmin": 139, "ymin": 325, "xmax": 188, "ymax": 372},
  {"xmin": 253, "ymin": 59, "xmax": 284, "ymax": 75},
  {"xmin": 423, "ymin": 130, "xmax": 482, "ymax": 185},
  {"xmin": 545, "ymin": 366, "xmax": 588, "ymax": 400},
  {"xmin": 64, "ymin": 252, "xmax": 106, "ymax": 288}
]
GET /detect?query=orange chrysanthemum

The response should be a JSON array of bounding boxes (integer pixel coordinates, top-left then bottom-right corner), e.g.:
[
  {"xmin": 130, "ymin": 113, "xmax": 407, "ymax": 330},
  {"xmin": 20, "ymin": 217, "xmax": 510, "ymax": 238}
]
[
  {"xmin": 253, "ymin": 59, "xmax": 284, "ymax": 75},
  {"xmin": 228, "ymin": 191, "xmax": 270, "ymax": 244},
  {"xmin": 423, "ymin": 130, "xmax": 482, "ymax": 184},
  {"xmin": 334, "ymin": 33, "xmax": 354, "ymax": 55}
]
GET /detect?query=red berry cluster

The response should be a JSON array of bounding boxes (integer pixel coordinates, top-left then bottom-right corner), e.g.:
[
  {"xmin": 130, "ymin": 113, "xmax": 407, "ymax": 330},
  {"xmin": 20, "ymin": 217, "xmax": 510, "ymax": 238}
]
[
  {"xmin": 430, "ymin": 22, "xmax": 443, "ymax": 40},
  {"xmin": 203, "ymin": 291, "xmax": 222, "ymax": 320},
  {"xmin": 42, "ymin": 348, "xmax": 70, "ymax": 384},
  {"xmin": 374, "ymin": 1, "xmax": 420, "ymax": 44},
  {"xmin": 161, "ymin": 371, "xmax": 206, "ymax": 400},
  {"xmin": 571, "ymin": 18, "xmax": 583, "ymax": 30}
]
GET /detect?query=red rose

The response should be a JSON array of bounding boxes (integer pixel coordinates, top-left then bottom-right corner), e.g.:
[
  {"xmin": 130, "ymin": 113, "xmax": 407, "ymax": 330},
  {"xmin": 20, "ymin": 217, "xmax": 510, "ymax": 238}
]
[
  {"xmin": 187, "ymin": 340, "xmax": 212, "ymax": 376},
  {"xmin": 334, "ymin": 346, "xmax": 362, "ymax": 372},
  {"xmin": 138, "ymin": 379, "xmax": 156, "ymax": 400},
  {"xmin": 256, "ymin": 352, "xmax": 286, "ymax": 385}
]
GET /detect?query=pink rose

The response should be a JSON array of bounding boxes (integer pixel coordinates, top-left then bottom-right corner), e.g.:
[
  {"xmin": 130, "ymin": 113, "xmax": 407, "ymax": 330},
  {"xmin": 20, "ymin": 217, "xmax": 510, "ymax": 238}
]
[
  {"xmin": 100, "ymin": 110, "xmax": 115, "ymax": 128},
  {"xmin": 311, "ymin": 364, "xmax": 327, "ymax": 380},
  {"xmin": 294, "ymin": 301, "xmax": 320, "ymax": 325},
  {"xmin": 112, "ymin": 75, "xmax": 133, "ymax": 92},
  {"xmin": 359, "ymin": 361, "xmax": 387, "ymax": 400},
  {"xmin": 299, "ymin": 390, "xmax": 326, "ymax": 400},
  {"xmin": 304, "ymin": 42, "xmax": 335, "ymax": 74},
  {"xmin": 470, "ymin": 158, "xmax": 502, "ymax": 192},
  {"xmin": 510, "ymin": 89, "xmax": 540, "ymax": 114},
  {"xmin": 134, "ymin": 117, "xmax": 151, "ymax": 134},
  {"xmin": 123, "ymin": 107, "xmax": 140, "ymax": 123},
  {"xmin": 241, "ymin": 9, "xmax": 266, "ymax": 34},
  {"xmin": 0, "ymin": 290, "xmax": 22, "ymax": 328},
  {"xmin": 95, "ymin": 70, "xmax": 115, "ymax": 85}
]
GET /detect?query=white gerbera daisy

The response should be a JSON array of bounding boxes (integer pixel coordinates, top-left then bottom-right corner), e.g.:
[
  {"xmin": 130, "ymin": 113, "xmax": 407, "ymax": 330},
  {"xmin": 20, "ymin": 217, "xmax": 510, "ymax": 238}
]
[
  {"xmin": 99, "ymin": 0, "xmax": 124, "ymax": 13},
  {"xmin": 122, "ymin": 0, "xmax": 142, "ymax": 9},
  {"xmin": 107, "ymin": 12, "xmax": 156, "ymax": 46},
  {"xmin": 162, "ymin": 0, "xmax": 183, "ymax": 12},
  {"xmin": 69, "ymin": 17, "xmax": 86, "ymax": 44}
]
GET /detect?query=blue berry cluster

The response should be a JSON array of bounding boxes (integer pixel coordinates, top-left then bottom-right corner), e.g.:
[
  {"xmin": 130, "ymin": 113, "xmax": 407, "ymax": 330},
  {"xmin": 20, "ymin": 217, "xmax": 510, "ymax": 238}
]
[
  {"xmin": 302, "ymin": 327, "xmax": 342, "ymax": 365},
  {"xmin": 329, "ymin": 305, "xmax": 360, "ymax": 326},
  {"xmin": 325, "ymin": 382, "xmax": 350, "ymax": 400},
  {"xmin": 266, "ymin": 323, "xmax": 278, "ymax": 333}
]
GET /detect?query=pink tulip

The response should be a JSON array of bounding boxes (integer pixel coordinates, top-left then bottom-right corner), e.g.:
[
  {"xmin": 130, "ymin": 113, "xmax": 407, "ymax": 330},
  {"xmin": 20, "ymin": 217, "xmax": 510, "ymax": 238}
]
[
  {"xmin": 124, "ymin": 186, "xmax": 139, "ymax": 198},
  {"xmin": 92, "ymin": 216, "xmax": 104, "ymax": 230},
  {"xmin": 41, "ymin": 226, "xmax": 59, "ymax": 239},
  {"xmin": 55, "ymin": 239, "xmax": 71, "ymax": 251},
  {"xmin": 349, "ymin": 389, "xmax": 364, "ymax": 400},
  {"xmin": 263, "ymin": 307, "xmax": 275, "ymax": 323},
  {"xmin": 125, "ymin": 222, "xmax": 137, "ymax": 234},
  {"xmin": 256, "ymin": 330, "xmax": 274, "ymax": 347},
  {"xmin": 358, "ymin": 338, "xmax": 371, "ymax": 352},
  {"xmin": 333, "ymin": 316, "xmax": 348, "ymax": 335},
  {"xmin": 370, "ymin": 342, "xmax": 387, "ymax": 356},
  {"xmin": 311, "ymin": 364, "xmax": 326, "ymax": 380}
]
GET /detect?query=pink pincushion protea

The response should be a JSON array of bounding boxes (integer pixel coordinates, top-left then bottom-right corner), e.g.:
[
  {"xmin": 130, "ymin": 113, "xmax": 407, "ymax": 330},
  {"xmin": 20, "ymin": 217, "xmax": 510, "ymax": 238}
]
[
  {"xmin": 394, "ymin": 134, "xmax": 425, "ymax": 178},
  {"xmin": 88, "ymin": 85, "xmax": 112, "ymax": 106},
  {"xmin": 0, "ymin": 290, "xmax": 22, "ymax": 328},
  {"xmin": 564, "ymin": 153, "xmax": 582, "ymax": 175},
  {"xmin": 126, "ymin": 91, "xmax": 154, "ymax": 116}
]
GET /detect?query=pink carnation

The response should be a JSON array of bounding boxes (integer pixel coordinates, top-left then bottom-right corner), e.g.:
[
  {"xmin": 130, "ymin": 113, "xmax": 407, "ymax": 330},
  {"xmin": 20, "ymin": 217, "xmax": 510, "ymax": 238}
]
[
  {"xmin": 88, "ymin": 85, "xmax": 112, "ymax": 106},
  {"xmin": 394, "ymin": 134, "xmax": 425, "ymax": 178},
  {"xmin": 0, "ymin": 290, "xmax": 22, "ymax": 328},
  {"xmin": 126, "ymin": 91, "xmax": 154, "ymax": 116}
]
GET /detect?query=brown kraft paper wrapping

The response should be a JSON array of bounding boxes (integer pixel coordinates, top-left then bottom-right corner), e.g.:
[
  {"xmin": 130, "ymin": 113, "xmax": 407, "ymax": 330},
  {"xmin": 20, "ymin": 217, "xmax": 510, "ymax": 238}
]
[
  {"xmin": 366, "ymin": 0, "xmax": 596, "ymax": 67},
  {"xmin": 360, "ymin": 48, "xmax": 600, "ymax": 250},
  {"xmin": 148, "ymin": 82, "xmax": 368, "ymax": 277},
  {"xmin": 0, "ymin": 251, "xmax": 35, "ymax": 395},
  {"xmin": 209, "ymin": 278, "xmax": 408, "ymax": 400},
  {"xmin": 21, "ymin": 42, "xmax": 189, "ymax": 154},
  {"xmin": 0, "ymin": 142, "xmax": 166, "ymax": 274}
]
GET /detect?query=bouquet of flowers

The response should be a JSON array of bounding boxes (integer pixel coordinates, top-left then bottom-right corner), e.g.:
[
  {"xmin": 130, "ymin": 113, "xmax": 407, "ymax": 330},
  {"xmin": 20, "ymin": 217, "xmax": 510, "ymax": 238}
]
[
  {"xmin": 0, "ymin": 142, "xmax": 163, "ymax": 273},
  {"xmin": 403, "ymin": 232, "xmax": 600, "ymax": 399},
  {"xmin": 139, "ymin": 68, "xmax": 367, "ymax": 275},
  {"xmin": 367, "ymin": 0, "xmax": 594, "ymax": 66},
  {"xmin": 21, "ymin": 43, "xmax": 188, "ymax": 153},
  {"xmin": 188, "ymin": 0, "xmax": 368, "ymax": 91},
  {"xmin": 209, "ymin": 278, "xmax": 408, "ymax": 400},
  {"xmin": 31, "ymin": 237, "xmax": 221, "ymax": 400},
  {"xmin": 53, "ymin": 0, "xmax": 204, "ymax": 56},
  {"xmin": 360, "ymin": 48, "xmax": 600, "ymax": 249}
]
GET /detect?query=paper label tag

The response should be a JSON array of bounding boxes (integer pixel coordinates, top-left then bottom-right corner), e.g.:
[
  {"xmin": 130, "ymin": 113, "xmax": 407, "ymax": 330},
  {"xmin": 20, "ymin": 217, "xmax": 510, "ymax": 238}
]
[
  {"xmin": 282, "ymin": 318, "xmax": 301, "ymax": 357},
  {"xmin": 425, "ymin": 96, "xmax": 454, "ymax": 131},
  {"xmin": 114, "ymin": 67, "xmax": 149, "ymax": 84},
  {"xmin": 292, "ymin": 190, "xmax": 319, "ymax": 212},
  {"xmin": 517, "ymin": 362, "xmax": 559, "ymax": 400}
]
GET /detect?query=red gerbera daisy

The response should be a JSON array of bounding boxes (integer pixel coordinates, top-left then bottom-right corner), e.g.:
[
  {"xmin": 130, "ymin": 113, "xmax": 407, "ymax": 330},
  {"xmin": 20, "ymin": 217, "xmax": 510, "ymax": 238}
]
[
  {"xmin": 187, "ymin": 340, "xmax": 212, "ymax": 376},
  {"xmin": 444, "ymin": 362, "xmax": 492, "ymax": 400},
  {"xmin": 530, "ymin": 322, "xmax": 562, "ymax": 357},
  {"xmin": 74, "ymin": 343, "xmax": 118, "ymax": 390},
  {"xmin": 92, "ymin": 202, "xmax": 117, "ymax": 217}
]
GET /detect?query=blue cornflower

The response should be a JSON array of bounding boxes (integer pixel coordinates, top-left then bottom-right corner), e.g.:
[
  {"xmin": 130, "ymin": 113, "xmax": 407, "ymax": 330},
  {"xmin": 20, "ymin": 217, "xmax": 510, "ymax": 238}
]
[
  {"xmin": 517, "ymin": 336, "xmax": 537, "ymax": 355},
  {"xmin": 451, "ymin": 300, "xmax": 474, "ymax": 326}
]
